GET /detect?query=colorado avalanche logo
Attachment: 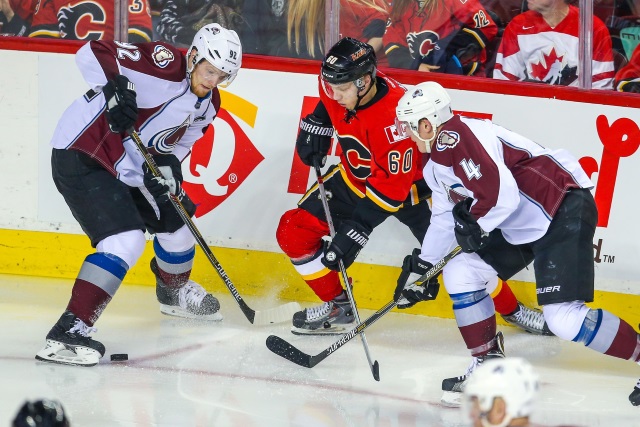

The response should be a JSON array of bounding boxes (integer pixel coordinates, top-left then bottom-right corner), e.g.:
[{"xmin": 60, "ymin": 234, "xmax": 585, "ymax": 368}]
[
  {"xmin": 435, "ymin": 130, "xmax": 460, "ymax": 151},
  {"xmin": 152, "ymin": 45, "xmax": 175, "ymax": 68},
  {"xmin": 272, "ymin": 0, "xmax": 285, "ymax": 17},
  {"xmin": 57, "ymin": 2, "xmax": 106, "ymax": 40},
  {"xmin": 407, "ymin": 31, "xmax": 440, "ymax": 59},
  {"xmin": 150, "ymin": 118, "xmax": 189, "ymax": 154},
  {"xmin": 444, "ymin": 183, "xmax": 468, "ymax": 204}
]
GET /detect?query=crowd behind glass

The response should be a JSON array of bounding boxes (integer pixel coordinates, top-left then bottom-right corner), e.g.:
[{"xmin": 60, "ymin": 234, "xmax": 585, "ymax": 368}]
[{"xmin": 1, "ymin": 0, "xmax": 638, "ymax": 91}]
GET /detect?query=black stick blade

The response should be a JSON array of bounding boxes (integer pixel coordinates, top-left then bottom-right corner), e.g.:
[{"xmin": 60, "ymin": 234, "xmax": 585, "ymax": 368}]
[
  {"xmin": 372, "ymin": 360, "xmax": 380, "ymax": 381},
  {"xmin": 266, "ymin": 335, "xmax": 313, "ymax": 368}
]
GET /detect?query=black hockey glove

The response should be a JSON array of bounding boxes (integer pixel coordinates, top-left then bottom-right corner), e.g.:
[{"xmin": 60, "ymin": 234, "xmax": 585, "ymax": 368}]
[
  {"xmin": 445, "ymin": 27, "xmax": 485, "ymax": 65},
  {"xmin": 142, "ymin": 155, "xmax": 186, "ymax": 204},
  {"xmin": 296, "ymin": 114, "xmax": 334, "ymax": 167},
  {"xmin": 452, "ymin": 197, "xmax": 490, "ymax": 253},
  {"xmin": 103, "ymin": 75, "xmax": 138, "ymax": 134},
  {"xmin": 321, "ymin": 221, "xmax": 370, "ymax": 271},
  {"xmin": 394, "ymin": 249, "xmax": 440, "ymax": 309}
]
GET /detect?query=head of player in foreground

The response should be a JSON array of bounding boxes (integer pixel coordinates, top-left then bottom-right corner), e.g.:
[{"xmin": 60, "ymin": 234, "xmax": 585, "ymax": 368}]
[{"xmin": 463, "ymin": 357, "xmax": 540, "ymax": 427}]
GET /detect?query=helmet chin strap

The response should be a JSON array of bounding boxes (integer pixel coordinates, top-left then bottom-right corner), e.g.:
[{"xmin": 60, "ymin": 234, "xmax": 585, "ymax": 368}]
[
  {"xmin": 413, "ymin": 120, "xmax": 436, "ymax": 153},
  {"xmin": 345, "ymin": 76, "xmax": 375, "ymax": 123}
]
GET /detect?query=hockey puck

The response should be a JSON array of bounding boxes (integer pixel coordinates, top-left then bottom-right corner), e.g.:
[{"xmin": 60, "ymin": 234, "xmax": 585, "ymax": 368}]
[{"xmin": 110, "ymin": 353, "xmax": 128, "ymax": 361}]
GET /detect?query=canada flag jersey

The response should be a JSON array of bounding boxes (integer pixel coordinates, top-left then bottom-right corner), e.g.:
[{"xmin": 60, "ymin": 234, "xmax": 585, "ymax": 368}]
[
  {"xmin": 30, "ymin": 0, "xmax": 152, "ymax": 41},
  {"xmin": 493, "ymin": 6, "xmax": 614, "ymax": 88},
  {"xmin": 50, "ymin": 40, "xmax": 220, "ymax": 189},
  {"xmin": 319, "ymin": 74, "xmax": 424, "ymax": 212}
]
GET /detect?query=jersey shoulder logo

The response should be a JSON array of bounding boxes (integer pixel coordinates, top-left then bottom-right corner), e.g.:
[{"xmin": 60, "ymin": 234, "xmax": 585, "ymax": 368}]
[
  {"xmin": 152, "ymin": 45, "xmax": 175, "ymax": 68},
  {"xmin": 384, "ymin": 122, "xmax": 409, "ymax": 144},
  {"xmin": 435, "ymin": 130, "xmax": 460, "ymax": 151}
]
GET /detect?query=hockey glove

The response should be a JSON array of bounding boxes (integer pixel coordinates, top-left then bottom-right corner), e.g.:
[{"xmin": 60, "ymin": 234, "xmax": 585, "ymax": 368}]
[
  {"xmin": 103, "ymin": 75, "xmax": 138, "ymax": 134},
  {"xmin": 296, "ymin": 114, "xmax": 334, "ymax": 167},
  {"xmin": 394, "ymin": 249, "xmax": 440, "ymax": 309},
  {"xmin": 445, "ymin": 27, "xmax": 485, "ymax": 65},
  {"xmin": 321, "ymin": 221, "xmax": 370, "ymax": 271},
  {"xmin": 452, "ymin": 197, "xmax": 490, "ymax": 253}
]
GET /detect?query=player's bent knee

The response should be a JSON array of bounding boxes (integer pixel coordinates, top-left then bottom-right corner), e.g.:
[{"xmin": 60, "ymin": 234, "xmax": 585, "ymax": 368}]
[
  {"xmin": 542, "ymin": 301, "xmax": 590, "ymax": 341},
  {"xmin": 276, "ymin": 209, "xmax": 326, "ymax": 259},
  {"xmin": 96, "ymin": 229, "xmax": 146, "ymax": 268}
]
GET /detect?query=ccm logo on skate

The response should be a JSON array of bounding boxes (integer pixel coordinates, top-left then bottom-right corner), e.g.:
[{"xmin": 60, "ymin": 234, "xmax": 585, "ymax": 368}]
[
  {"xmin": 536, "ymin": 286, "xmax": 560, "ymax": 294},
  {"xmin": 182, "ymin": 92, "xmax": 264, "ymax": 216}
]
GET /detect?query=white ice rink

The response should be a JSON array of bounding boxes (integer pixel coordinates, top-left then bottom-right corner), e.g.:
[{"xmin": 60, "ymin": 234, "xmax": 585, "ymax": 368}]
[{"xmin": 1, "ymin": 273, "xmax": 639, "ymax": 427}]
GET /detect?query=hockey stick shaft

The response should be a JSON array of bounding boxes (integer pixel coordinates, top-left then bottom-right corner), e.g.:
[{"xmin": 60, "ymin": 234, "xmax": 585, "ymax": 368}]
[
  {"xmin": 266, "ymin": 245, "xmax": 462, "ymax": 368},
  {"xmin": 312, "ymin": 161, "xmax": 379, "ymax": 380},
  {"xmin": 128, "ymin": 128, "xmax": 299, "ymax": 325}
]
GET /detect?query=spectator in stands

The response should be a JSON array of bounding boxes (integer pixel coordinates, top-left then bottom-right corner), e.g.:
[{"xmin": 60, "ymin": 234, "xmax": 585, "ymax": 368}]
[
  {"xmin": 241, "ymin": 0, "xmax": 388, "ymax": 62},
  {"xmin": 383, "ymin": 0, "xmax": 498, "ymax": 76},
  {"xmin": 0, "ymin": 0, "xmax": 35, "ymax": 36},
  {"xmin": 493, "ymin": 0, "xmax": 615, "ymax": 88},
  {"xmin": 156, "ymin": 0, "xmax": 243, "ymax": 48},
  {"xmin": 29, "ymin": 0, "xmax": 152, "ymax": 42},
  {"xmin": 615, "ymin": 42, "xmax": 640, "ymax": 91},
  {"xmin": 462, "ymin": 358, "xmax": 539, "ymax": 427}
]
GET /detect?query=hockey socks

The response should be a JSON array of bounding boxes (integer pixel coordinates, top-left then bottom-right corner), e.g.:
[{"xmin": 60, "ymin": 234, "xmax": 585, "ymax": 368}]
[
  {"xmin": 451, "ymin": 290, "xmax": 497, "ymax": 357},
  {"xmin": 152, "ymin": 237, "xmax": 195, "ymax": 287},
  {"xmin": 66, "ymin": 252, "xmax": 128, "ymax": 326},
  {"xmin": 489, "ymin": 280, "xmax": 519, "ymax": 316}
]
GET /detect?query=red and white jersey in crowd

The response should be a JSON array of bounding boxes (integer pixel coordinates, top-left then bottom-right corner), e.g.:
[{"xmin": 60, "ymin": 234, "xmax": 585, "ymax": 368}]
[
  {"xmin": 615, "ymin": 43, "xmax": 640, "ymax": 91},
  {"xmin": 319, "ymin": 73, "xmax": 423, "ymax": 212},
  {"xmin": 493, "ymin": 6, "xmax": 614, "ymax": 88},
  {"xmin": 50, "ymin": 40, "xmax": 219, "ymax": 188},
  {"xmin": 30, "ymin": 0, "xmax": 152, "ymax": 41},
  {"xmin": 420, "ymin": 115, "xmax": 593, "ymax": 264},
  {"xmin": 383, "ymin": 0, "xmax": 497, "ymax": 64}
]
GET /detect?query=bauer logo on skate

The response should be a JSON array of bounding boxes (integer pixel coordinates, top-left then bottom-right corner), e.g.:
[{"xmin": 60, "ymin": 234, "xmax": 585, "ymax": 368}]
[{"xmin": 181, "ymin": 92, "xmax": 264, "ymax": 217}]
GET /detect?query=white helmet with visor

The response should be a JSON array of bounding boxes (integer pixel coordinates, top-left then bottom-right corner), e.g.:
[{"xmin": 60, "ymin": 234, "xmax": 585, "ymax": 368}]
[{"xmin": 187, "ymin": 23, "xmax": 242, "ymax": 86}]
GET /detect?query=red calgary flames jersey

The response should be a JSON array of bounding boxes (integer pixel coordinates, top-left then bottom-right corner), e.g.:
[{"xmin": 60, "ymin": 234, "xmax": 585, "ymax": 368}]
[
  {"xmin": 319, "ymin": 73, "xmax": 423, "ymax": 212},
  {"xmin": 30, "ymin": 0, "xmax": 152, "ymax": 41}
]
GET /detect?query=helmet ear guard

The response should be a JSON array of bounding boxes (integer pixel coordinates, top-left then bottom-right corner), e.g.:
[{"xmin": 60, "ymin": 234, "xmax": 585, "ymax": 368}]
[{"xmin": 188, "ymin": 23, "xmax": 242, "ymax": 86}]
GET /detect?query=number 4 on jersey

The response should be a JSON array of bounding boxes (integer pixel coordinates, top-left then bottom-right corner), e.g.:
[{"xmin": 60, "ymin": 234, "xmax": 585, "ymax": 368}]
[{"xmin": 459, "ymin": 158, "xmax": 482, "ymax": 180}]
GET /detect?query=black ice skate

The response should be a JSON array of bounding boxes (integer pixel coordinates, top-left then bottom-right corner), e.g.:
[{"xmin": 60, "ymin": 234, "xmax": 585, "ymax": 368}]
[
  {"xmin": 151, "ymin": 258, "xmax": 222, "ymax": 321},
  {"xmin": 501, "ymin": 302, "xmax": 553, "ymax": 336},
  {"xmin": 35, "ymin": 311, "xmax": 105, "ymax": 367},
  {"xmin": 441, "ymin": 331, "xmax": 506, "ymax": 407},
  {"xmin": 291, "ymin": 299, "xmax": 354, "ymax": 335},
  {"xmin": 630, "ymin": 379, "xmax": 640, "ymax": 406}
]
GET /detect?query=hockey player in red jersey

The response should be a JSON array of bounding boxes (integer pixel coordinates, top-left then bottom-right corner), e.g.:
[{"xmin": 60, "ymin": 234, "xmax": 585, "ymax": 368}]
[
  {"xmin": 493, "ymin": 0, "xmax": 614, "ymax": 88},
  {"xmin": 615, "ymin": 43, "xmax": 640, "ymax": 92},
  {"xmin": 383, "ymin": 0, "xmax": 498, "ymax": 75},
  {"xmin": 276, "ymin": 37, "xmax": 546, "ymax": 336},
  {"xmin": 29, "ymin": 0, "xmax": 152, "ymax": 41},
  {"xmin": 35, "ymin": 24, "xmax": 242, "ymax": 367},
  {"xmin": 395, "ymin": 81, "xmax": 640, "ymax": 406}
]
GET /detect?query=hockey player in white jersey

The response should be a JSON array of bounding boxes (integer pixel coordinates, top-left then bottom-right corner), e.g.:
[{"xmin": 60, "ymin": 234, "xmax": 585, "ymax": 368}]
[
  {"xmin": 35, "ymin": 24, "xmax": 242, "ymax": 367},
  {"xmin": 394, "ymin": 81, "xmax": 640, "ymax": 406}
]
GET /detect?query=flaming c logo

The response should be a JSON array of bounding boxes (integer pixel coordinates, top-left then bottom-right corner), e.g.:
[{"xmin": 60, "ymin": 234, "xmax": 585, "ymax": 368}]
[{"xmin": 182, "ymin": 91, "xmax": 264, "ymax": 217}]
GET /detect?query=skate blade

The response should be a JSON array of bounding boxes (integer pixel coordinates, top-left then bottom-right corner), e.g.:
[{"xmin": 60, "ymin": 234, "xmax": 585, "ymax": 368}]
[
  {"xmin": 160, "ymin": 304, "xmax": 224, "ymax": 321},
  {"xmin": 35, "ymin": 340, "xmax": 101, "ymax": 367},
  {"xmin": 290, "ymin": 324, "xmax": 352, "ymax": 336},
  {"xmin": 440, "ymin": 391, "xmax": 463, "ymax": 407}
]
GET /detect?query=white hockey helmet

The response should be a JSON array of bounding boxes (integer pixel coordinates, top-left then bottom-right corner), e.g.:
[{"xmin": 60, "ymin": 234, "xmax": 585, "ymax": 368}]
[
  {"xmin": 187, "ymin": 23, "xmax": 242, "ymax": 86},
  {"xmin": 463, "ymin": 358, "xmax": 539, "ymax": 427},
  {"xmin": 395, "ymin": 81, "xmax": 453, "ymax": 149}
]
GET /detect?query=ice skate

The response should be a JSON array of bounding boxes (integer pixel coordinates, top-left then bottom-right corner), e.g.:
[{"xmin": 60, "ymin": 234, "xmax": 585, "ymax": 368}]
[
  {"xmin": 501, "ymin": 302, "xmax": 553, "ymax": 335},
  {"xmin": 152, "ymin": 258, "xmax": 222, "ymax": 321},
  {"xmin": 441, "ymin": 332, "xmax": 505, "ymax": 407},
  {"xmin": 291, "ymin": 299, "xmax": 354, "ymax": 335},
  {"xmin": 630, "ymin": 378, "xmax": 640, "ymax": 406},
  {"xmin": 35, "ymin": 311, "xmax": 105, "ymax": 367}
]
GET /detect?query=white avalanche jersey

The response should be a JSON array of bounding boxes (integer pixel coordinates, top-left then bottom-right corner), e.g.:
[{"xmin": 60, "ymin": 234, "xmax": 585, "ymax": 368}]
[
  {"xmin": 493, "ymin": 6, "xmax": 614, "ymax": 89},
  {"xmin": 50, "ymin": 40, "xmax": 219, "ymax": 187},
  {"xmin": 421, "ymin": 115, "xmax": 593, "ymax": 264}
]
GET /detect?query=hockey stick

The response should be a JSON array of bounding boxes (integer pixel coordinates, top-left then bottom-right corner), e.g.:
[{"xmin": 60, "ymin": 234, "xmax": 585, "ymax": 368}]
[
  {"xmin": 311, "ymin": 160, "xmax": 380, "ymax": 381},
  {"xmin": 266, "ymin": 245, "xmax": 462, "ymax": 369},
  {"xmin": 127, "ymin": 128, "xmax": 301, "ymax": 325}
]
